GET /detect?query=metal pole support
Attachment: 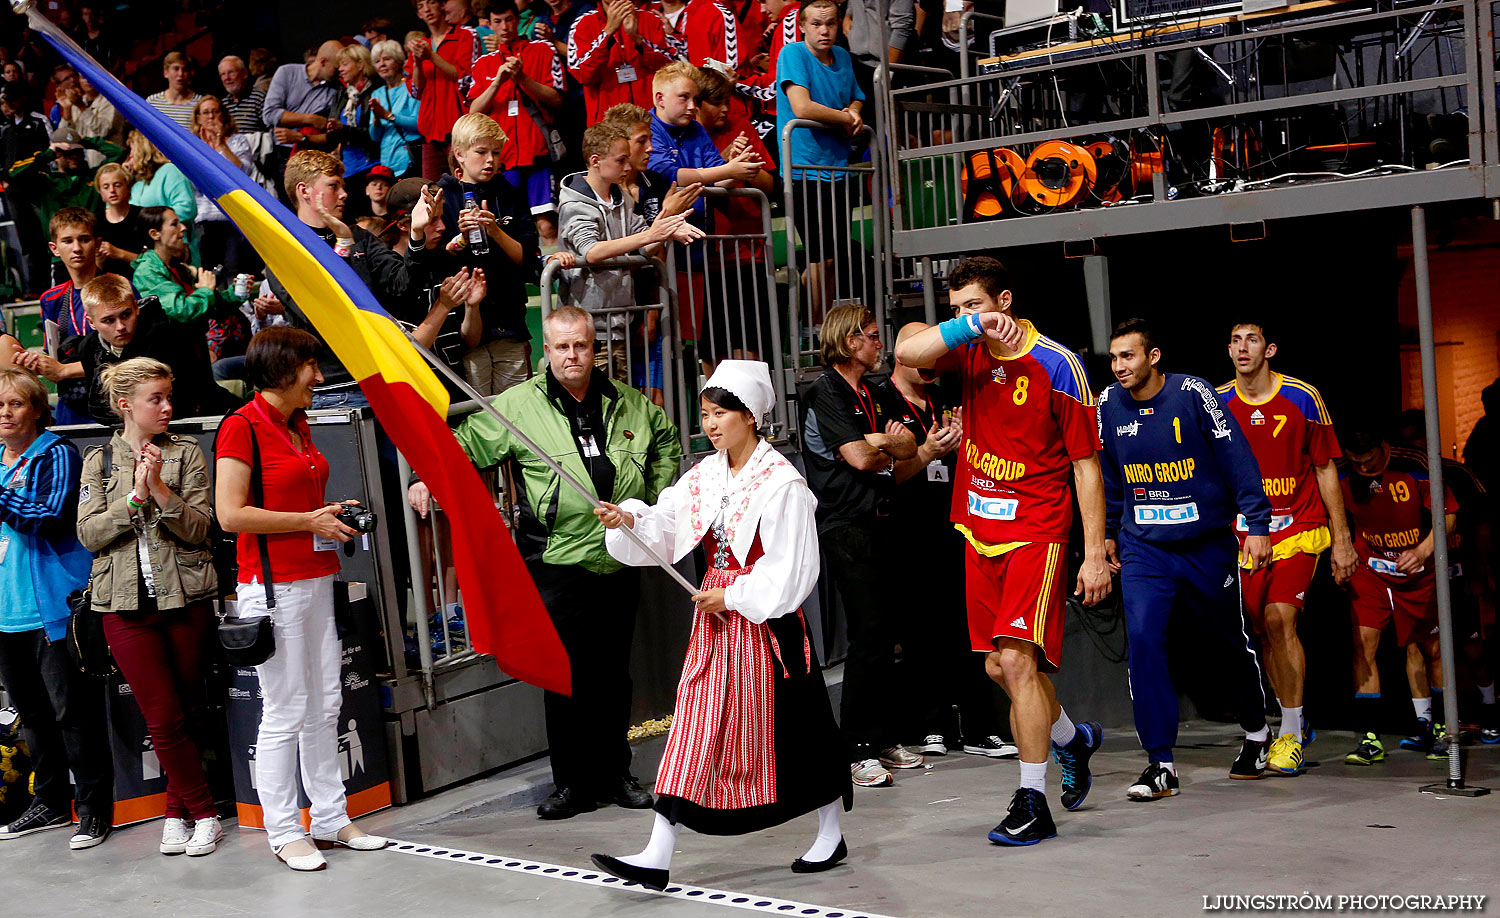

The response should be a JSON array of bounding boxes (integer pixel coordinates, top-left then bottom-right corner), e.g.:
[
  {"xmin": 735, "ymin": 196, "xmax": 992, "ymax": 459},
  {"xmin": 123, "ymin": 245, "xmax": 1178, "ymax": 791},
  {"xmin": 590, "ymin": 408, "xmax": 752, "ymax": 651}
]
[{"xmin": 1411, "ymin": 205, "xmax": 1490, "ymax": 798}]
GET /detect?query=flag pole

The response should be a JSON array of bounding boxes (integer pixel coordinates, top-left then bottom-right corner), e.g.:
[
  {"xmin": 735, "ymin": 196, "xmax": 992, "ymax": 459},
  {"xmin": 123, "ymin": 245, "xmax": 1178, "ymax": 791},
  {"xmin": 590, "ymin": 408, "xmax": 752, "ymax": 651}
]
[{"xmin": 403, "ymin": 335, "xmax": 703, "ymax": 598}]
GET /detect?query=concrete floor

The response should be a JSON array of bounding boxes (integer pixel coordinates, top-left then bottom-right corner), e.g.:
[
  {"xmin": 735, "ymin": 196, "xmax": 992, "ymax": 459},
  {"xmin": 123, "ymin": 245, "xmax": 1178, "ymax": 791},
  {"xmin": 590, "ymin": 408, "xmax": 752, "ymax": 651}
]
[{"xmin": 7, "ymin": 721, "xmax": 1498, "ymax": 918}]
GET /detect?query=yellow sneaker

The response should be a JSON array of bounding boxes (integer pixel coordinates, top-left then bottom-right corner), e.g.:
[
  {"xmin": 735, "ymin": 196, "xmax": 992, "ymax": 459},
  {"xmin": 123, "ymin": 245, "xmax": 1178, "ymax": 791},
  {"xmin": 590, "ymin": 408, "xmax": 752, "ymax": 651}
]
[{"xmin": 1267, "ymin": 733, "xmax": 1304, "ymax": 775}]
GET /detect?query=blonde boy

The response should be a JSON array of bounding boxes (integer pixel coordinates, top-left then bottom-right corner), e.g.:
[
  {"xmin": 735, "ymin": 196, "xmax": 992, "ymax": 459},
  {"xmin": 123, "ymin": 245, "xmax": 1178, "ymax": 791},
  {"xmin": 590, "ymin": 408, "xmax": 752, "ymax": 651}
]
[{"xmin": 414, "ymin": 111, "xmax": 539, "ymax": 396}]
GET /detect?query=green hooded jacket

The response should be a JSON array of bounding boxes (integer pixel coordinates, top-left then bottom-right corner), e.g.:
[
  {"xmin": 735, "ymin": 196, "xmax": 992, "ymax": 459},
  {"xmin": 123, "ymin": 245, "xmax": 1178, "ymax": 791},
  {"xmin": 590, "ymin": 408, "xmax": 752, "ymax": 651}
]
[{"xmin": 453, "ymin": 367, "xmax": 683, "ymax": 573}]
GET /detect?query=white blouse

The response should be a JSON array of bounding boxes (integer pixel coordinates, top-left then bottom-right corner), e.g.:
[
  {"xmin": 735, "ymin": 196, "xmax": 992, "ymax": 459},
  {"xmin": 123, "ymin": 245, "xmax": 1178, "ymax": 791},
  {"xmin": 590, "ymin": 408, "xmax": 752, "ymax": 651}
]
[{"xmin": 609, "ymin": 478, "xmax": 821, "ymax": 625}]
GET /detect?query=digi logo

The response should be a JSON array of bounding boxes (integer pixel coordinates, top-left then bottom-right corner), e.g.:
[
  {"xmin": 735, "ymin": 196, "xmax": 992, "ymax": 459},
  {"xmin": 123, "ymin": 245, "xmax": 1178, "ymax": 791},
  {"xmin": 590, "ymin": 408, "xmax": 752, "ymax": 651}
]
[
  {"xmin": 1134, "ymin": 503, "xmax": 1200, "ymax": 525},
  {"xmin": 968, "ymin": 491, "xmax": 1019, "ymax": 521}
]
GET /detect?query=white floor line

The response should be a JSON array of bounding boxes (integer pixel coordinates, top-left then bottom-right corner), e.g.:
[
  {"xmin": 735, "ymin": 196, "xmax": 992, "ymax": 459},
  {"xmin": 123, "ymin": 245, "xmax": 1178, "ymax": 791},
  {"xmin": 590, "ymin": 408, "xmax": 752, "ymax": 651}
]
[{"xmin": 384, "ymin": 838, "xmax": 897, "ymax": 918}]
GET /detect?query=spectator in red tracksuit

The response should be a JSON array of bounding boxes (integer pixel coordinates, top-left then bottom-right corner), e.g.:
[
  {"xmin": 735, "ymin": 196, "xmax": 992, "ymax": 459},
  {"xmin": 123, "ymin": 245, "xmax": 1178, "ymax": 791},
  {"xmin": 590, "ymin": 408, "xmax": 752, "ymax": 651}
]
[
  {"xmin": 654, "ymin": 0, "xmax": 742, "ymax": 71},
  {"xmin": 408, "ymin": 0, "xmax": 477, "ymax": 179},
  {"xmin": 737, "ymin": 0, "xmax": 800, "ymax": 138},
  {"xmin": 569, "ymin": 0, "xmax": 686, "ymax": 123},
  {"xmin": 469, "ymin": 0, "xmax": 567, "ymax": 245}
]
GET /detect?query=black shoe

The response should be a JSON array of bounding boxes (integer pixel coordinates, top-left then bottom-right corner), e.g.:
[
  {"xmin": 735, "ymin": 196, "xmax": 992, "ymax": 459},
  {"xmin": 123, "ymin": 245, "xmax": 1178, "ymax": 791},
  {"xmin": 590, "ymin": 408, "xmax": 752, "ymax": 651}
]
[
  {"xmin": 987, "ymin": 788, "xmax": 1057, "ymax": 846},
  {"xmin": 591, "ymin": 853, "xmax": 669, "ymax": 891},
  {"xmin": 0, "ymin": 800, "xmax": 70, "ymax": 840},
  {"xmin": 69, "ymin": 815, "xmax": 110, "ymax": 850},
  {"xmin": 537, "ymin": 787, "xmax": 598, "ymax": 820},
  {"xmin": 1400, "ymin": 718, "xmax": 1436, "ymax": 754},
  {"xmin": 1230, "ymin": 736, "xmax": 1270, "ymax": 779},
  {"xmin": 1052, "ymin": 721, "xmax": 1102, "ymax": 811},
  {"xmin": 961, "ymin": 735, "xmax": 1018, "ymax": 758},
  {"xmin": 1126, "ymin": 762, "xmax": 1180, "ymax": 800},
  {"xmin": 791, "ymin": 837, "xmax": 847, "ymax": 873},
  {"xmin": 603, "ymin": 775, "xmax": 655, "ymax": 809}
]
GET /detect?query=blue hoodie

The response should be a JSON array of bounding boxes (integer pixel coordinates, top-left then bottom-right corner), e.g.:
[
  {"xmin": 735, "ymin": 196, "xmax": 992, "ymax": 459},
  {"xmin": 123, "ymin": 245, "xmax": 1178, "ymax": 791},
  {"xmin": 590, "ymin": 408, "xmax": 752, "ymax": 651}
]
[{"xmin": 0, "ymin": 430, "xmax": 92, "ymax": 641}]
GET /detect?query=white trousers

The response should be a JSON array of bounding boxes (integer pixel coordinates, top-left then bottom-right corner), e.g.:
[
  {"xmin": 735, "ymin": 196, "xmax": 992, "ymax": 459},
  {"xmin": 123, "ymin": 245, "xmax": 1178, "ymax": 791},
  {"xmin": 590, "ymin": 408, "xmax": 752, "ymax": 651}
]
[{"xmin": 237, "ymin": 574, "xmax": 351, "ymax": 848}]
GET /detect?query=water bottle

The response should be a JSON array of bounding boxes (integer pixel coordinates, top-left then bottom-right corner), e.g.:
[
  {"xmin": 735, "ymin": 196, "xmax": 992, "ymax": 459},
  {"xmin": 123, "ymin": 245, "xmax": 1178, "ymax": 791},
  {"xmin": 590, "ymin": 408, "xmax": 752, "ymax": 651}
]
[{"xmin": 462, "ymin": 191, "xmax": 489, "ymax": 256}]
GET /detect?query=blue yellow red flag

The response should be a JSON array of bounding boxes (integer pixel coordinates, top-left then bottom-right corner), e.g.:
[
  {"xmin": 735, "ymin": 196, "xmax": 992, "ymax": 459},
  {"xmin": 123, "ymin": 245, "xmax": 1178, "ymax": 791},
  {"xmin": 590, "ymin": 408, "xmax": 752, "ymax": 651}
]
[{"xmin": 26, "ymin": 8, "xmax": 570, "ymax": 695}]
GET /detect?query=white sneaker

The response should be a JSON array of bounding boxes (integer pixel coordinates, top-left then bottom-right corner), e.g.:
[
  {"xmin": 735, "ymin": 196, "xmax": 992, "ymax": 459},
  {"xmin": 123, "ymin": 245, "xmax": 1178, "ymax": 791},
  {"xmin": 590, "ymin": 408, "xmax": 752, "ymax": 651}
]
[
  {"xmin": 914, "ymin": 734, "xmax": 949, "ymax": 756},
  {"xmin": 851, "ymin": 758, "xmax": 894, "ymax": 787},
  {"xmin": 186, "ymin": 816, "xmax": 223, "ymax": 857},
  {"xmin": 878, "ymin": 745, "xmax": 925, "ymax": 769},
  {"xmin": 160, "ymin": 817, "xmax": 192, "ymax": 855}
]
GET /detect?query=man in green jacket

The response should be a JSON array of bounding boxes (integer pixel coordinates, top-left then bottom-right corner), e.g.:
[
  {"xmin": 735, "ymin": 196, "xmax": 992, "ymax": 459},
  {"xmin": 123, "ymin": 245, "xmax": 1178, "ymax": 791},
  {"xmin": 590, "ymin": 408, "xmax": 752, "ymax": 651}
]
[
  {"xmin": 408, "ymin": 304, "xmax": 682, "ymax": 820},
  {"xmin": 5, "ymin": 134, "xmax": 124, "ymax": 234}
]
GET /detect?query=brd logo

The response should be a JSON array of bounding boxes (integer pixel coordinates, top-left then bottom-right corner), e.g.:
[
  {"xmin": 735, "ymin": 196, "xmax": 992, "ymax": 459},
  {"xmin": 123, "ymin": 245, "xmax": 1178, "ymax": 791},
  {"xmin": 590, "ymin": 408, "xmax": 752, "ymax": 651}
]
[
  {"xmin": 968, "ymin": 491, "xmax": 1019, "ymax": 521},
  {"xmin": 1134, "ymin": 503, "xmax": 1199, "ymax": 525}
]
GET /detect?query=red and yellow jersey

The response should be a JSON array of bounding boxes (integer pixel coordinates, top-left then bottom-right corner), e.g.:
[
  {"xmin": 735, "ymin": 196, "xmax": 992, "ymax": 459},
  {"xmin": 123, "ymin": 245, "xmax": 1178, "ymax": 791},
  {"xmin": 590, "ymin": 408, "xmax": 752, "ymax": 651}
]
[
  {"xmin": 1217, "ymin": 373, "xmax": 1340, "ymax": 555},
  {"xmin": 1339, "ymin": 446, "xmax": 1458, "ymax": 581},
  {"xmin": 936, "ymin": 320, "xmax": 1099, "ymax": 547}
]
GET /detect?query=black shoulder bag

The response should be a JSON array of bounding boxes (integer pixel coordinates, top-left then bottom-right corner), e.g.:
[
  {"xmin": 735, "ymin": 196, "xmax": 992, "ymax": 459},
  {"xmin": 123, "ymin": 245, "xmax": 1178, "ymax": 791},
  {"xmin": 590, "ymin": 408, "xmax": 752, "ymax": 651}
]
[
  {"xmin": 65, "ymin": 443, "xmax": 118, "ymax": 678},
  {"xmin": 215, "ymin": 413, "xmax": 278, "ymax": 667}
]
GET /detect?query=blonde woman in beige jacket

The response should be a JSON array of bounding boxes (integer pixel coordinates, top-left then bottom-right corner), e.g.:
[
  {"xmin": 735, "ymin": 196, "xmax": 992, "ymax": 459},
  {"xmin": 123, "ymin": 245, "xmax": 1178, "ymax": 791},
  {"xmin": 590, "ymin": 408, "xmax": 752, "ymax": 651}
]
[{"xmin": 76, "ymin": 357, "xmax": 224, "ymax": 859}]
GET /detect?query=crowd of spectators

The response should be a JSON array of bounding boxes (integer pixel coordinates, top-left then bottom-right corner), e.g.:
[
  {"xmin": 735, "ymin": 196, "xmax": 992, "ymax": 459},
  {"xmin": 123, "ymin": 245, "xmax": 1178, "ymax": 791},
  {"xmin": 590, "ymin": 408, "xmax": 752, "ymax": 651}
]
[{"xmin": 0, "ymin": 0, "xmax": 971, "ymax": 418}]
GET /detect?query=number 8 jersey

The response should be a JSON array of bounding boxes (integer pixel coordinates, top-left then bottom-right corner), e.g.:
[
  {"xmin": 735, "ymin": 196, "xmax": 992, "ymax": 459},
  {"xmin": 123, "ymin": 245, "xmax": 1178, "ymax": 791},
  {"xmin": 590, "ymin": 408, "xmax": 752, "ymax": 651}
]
[{"xmin": 935, "ymin": 320, "xmax": 1100, "ymax": 548}]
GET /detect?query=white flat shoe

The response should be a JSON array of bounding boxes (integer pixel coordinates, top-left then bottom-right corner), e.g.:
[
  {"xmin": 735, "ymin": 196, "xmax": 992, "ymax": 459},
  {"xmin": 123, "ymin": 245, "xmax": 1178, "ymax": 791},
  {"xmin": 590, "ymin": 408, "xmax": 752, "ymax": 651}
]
[
  {"xmin": 273, "ymin": 840, "xmax": 328, "ymax": 871},
  {"xmin": 313, "ymin": 826, "xmax": 389, "ymax": 851}
]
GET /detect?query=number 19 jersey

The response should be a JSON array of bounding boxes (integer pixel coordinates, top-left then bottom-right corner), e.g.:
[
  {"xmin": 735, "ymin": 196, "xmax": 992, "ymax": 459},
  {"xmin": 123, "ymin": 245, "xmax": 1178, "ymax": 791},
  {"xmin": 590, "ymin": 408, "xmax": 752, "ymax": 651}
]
[{"xmin": 943, "ymin": 320, "xmax": 1100, "ymax": 546}]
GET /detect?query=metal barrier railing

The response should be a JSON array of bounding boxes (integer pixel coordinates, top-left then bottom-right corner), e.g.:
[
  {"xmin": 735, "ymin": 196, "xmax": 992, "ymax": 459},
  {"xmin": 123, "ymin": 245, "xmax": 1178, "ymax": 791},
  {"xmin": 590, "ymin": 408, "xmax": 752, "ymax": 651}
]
[
  {"xmin": 396, "ymin": 398, "xmax": 512, "ymax": 701},
  {"xmin": 539, "ymin": 252, "xmax": 681, "ymax": 448},
  {"xmin": 663, "ymin": 186, "xmax": 791, "ymax": 452},
  {"xmin": 779, "ymin": 121, "xmax": 884, "ymax": 368}
]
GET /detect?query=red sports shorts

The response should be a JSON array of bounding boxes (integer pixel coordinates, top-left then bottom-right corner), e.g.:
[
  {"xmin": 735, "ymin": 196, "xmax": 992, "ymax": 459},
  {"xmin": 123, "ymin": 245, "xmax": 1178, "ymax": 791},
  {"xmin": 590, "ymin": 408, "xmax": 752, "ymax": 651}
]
[
  {"xmin": 1240, "ymin": 551, "xmax": 1319, "ymax": 632},
  {"xmin": 1349, "ymin": 563, "xmax": 1437, "ymax": 647},
  {"xmin": 966, "ymin": 541, "xmax": 1067, "ymax": 672}
]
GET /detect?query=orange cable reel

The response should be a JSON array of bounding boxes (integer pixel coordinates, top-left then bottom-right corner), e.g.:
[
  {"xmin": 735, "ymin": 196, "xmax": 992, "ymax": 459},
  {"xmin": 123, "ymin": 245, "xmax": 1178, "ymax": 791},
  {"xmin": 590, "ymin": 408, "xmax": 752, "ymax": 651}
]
[{"xmin": 1020, "ymin": 141, "xmax": 1097, "ymax": 208}]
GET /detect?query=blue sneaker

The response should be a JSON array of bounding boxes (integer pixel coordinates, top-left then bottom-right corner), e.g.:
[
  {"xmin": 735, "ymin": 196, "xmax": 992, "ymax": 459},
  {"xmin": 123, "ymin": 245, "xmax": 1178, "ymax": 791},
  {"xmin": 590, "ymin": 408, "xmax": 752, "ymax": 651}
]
[
  {"xmin": 1302, "ymin": 719, "xmax": 1316, "ymax": 747},
  {"xmin": 1052, "ymin": 721, "xmax": 1102, "ymax": 811},
  {"xmin": 988, "ymin": 788, "xmax": 1057, "ymax": 846}
]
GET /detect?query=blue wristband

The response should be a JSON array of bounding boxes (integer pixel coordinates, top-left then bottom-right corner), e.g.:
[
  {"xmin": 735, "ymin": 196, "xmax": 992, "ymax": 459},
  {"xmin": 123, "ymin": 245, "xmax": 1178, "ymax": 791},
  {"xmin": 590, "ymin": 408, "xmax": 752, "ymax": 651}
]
[{"xmin": 938, "ymin": 314, "xmax": 983, "ymax": 350}]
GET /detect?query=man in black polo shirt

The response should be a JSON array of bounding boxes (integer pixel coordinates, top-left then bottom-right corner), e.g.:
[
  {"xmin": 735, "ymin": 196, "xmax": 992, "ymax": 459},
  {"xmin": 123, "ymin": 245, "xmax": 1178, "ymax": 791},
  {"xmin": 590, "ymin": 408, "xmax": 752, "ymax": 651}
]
[
  {"xmin": 878, "ymin": 322, "xmax": 1016, "ymax": 760},
  {"xmin": 800, "ymin": 304, "xmax": 921, "ymax": 789}
]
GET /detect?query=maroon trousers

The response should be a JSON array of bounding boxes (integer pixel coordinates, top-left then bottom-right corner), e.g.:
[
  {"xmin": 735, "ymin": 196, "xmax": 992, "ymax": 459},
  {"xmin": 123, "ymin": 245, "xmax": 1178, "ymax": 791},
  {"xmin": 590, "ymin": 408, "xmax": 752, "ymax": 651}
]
[{"xmin": 101, "ymin": 602, "xmax": 217, "ymax": 820}]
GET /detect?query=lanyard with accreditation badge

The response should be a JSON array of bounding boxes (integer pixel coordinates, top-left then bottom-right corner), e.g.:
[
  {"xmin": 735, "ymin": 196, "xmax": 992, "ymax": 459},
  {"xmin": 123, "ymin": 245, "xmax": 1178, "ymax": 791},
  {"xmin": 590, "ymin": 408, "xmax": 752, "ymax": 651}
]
[{"xmin": 895, "ymin": 391, "xmax": 952, "ymax": 484}]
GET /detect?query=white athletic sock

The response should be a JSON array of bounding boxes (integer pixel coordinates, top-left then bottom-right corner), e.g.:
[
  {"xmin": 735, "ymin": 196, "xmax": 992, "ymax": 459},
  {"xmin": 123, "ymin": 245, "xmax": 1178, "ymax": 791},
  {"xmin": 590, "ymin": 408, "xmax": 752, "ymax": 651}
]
[
  {"xmin": 619, "ymin": 813, "xmax": 680, "ymax": 871},
  {"xmin": 1280, "ymin": 705, "xmax": 1303, "ymax": 741},
  {"xmin": 1413, "ymin": 696, "xmax": 1433, "ymax": 722},
  {"xmin": 1245, "ymin": 726, "xmax": 1269, "ymax": 743},
  {"xmin": 800, "ymin": 803, "xmax": 842, "ymax": 863},
  {"xmin": 1050, "ymin": 708, "xmax": 1077, "ymax": 747},
  {"xmin": 1019, "ymin": 760, "xmax": 1047, "ymax": 792},
  {"xmin": 1156, "ymin": 760, "xmax": 1178, "ymax": 776},
  {"xmin": 1480, "ymin": 683, "xmax": 1497, "ymax": 706}
]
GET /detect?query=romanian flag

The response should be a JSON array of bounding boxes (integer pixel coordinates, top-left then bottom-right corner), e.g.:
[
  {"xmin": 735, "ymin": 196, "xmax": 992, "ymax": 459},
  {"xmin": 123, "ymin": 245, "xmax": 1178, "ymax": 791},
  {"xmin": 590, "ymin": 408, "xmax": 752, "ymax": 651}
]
[{"xmin": 27, "ymin": 10, "xmax": 569, "ymax": 695}]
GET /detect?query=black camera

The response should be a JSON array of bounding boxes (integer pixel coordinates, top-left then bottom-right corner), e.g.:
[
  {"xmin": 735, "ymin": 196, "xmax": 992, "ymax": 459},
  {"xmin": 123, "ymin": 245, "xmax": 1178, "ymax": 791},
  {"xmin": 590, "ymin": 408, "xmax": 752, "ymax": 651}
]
[{"xmin": 336, "ymin": 506, "xmax": 378, "ymax": 534}]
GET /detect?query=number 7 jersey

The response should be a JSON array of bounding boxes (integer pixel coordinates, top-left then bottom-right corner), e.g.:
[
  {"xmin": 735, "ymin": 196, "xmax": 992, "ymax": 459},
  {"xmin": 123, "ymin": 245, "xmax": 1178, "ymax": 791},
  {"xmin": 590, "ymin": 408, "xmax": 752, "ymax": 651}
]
[
  {"xmin": 938, "ymin": 320, "xmax": 1100, "ymax": 546},
  {"xmin": 1216, "ymin": 373, "xmax": 1340, "ymax": 551}
]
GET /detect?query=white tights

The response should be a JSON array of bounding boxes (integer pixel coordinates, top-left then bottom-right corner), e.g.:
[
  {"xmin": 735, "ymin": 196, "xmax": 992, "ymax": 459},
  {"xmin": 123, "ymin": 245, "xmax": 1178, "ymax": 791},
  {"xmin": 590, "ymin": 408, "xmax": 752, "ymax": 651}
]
[{"xmin": 619, "ymin": 803, "xmax": 844, "ymax": 870}]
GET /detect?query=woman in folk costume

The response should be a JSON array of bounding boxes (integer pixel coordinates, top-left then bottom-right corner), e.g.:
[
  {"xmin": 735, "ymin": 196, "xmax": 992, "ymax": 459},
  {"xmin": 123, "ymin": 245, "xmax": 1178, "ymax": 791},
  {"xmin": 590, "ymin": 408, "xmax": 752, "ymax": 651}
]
[{"xmin": 590, "ymin": 361, "xmax": 851, "ymax": 891}]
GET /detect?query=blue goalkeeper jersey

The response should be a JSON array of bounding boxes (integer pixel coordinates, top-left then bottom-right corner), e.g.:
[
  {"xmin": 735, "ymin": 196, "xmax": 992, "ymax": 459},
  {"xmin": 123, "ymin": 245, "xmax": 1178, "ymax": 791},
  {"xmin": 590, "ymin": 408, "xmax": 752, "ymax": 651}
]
[{"xmin": 1098, "ymin": 373, "xmax": 1272, "ymax": 545}]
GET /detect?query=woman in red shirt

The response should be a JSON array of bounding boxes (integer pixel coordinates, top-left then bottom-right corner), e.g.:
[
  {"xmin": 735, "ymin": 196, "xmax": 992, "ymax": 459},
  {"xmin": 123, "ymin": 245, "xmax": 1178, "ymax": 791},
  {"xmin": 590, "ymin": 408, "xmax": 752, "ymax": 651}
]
[
  {"xmin": 406, "ymin": 0, "xmax": 476, "ymax": 179},
  {"xmin": 214, "ymin": 328, "xmax": 388, "ymax": 871}
]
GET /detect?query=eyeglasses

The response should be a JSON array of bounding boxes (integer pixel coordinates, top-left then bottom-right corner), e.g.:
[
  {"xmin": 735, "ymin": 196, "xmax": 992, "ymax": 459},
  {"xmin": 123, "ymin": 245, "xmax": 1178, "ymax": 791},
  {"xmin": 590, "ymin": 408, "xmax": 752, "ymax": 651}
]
[{"xmin": 856, "ymin": 331, "xmax": 881, "ymax": 343}]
